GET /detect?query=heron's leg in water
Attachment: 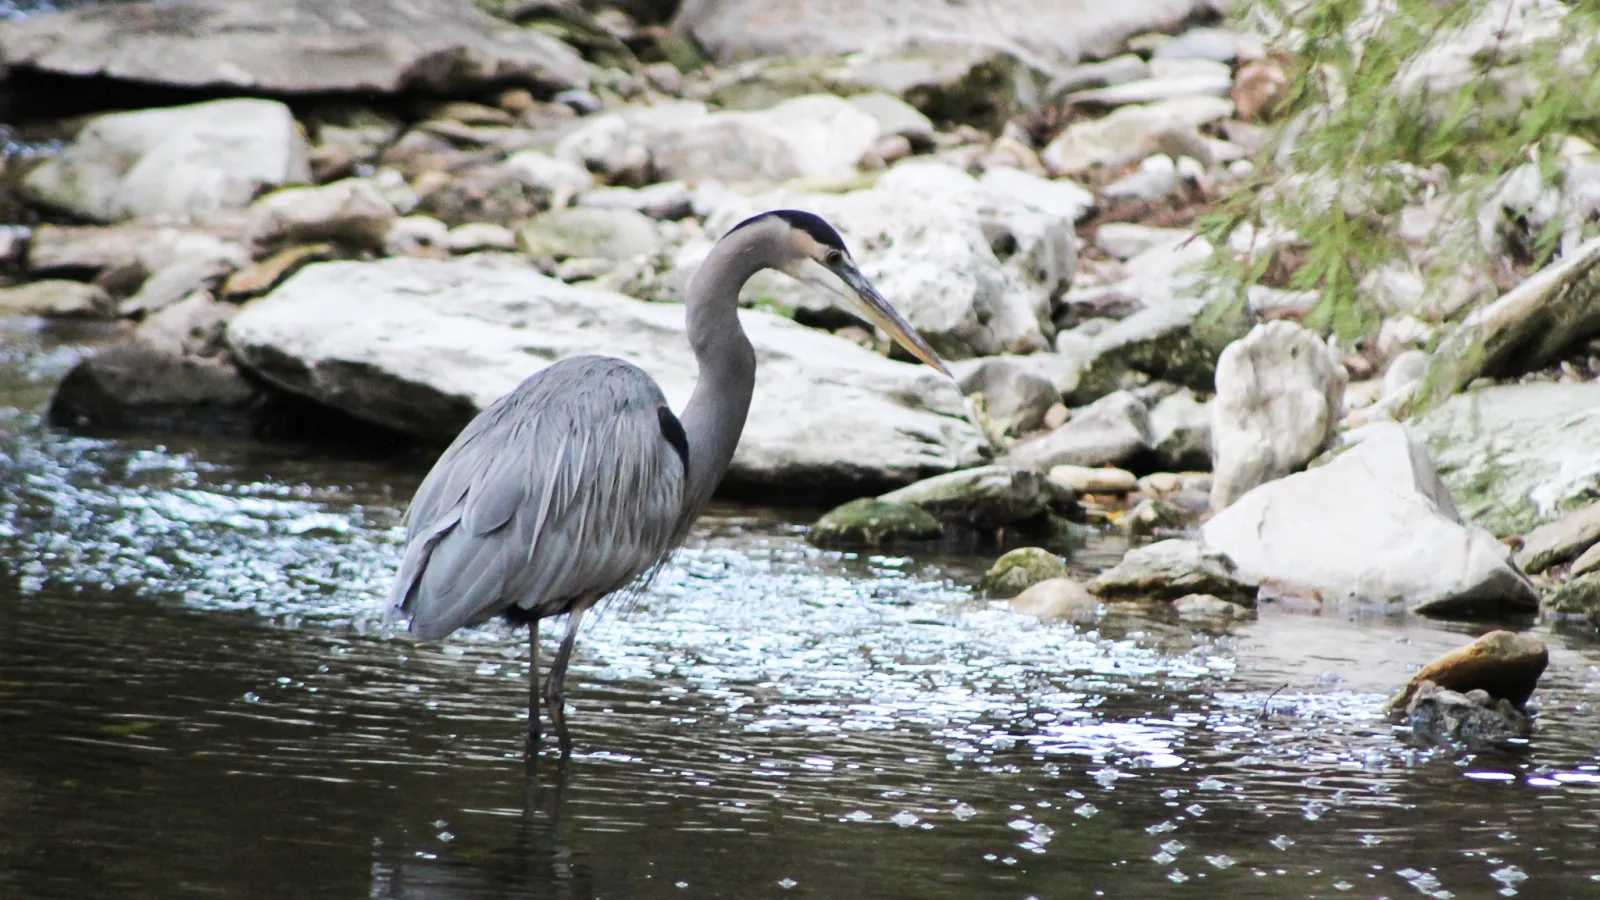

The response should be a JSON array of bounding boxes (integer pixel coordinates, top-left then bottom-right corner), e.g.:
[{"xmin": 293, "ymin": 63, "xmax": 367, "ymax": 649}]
[
  {"xmin": 526, "ymin": 619, "xmax": 541, "ymax": 758},
  {"xmin": 544, "ymin": 599, "xmax": 593, "ymax": 755}
]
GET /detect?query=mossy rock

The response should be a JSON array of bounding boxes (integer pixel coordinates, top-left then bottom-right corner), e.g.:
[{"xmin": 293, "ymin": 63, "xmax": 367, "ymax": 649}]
[
  {"xmin": 808, "ymin": 498, "xmax": 943, "ymax": 549},
  {"xmin": 1544, "ymin": 573, "xmax": 1600, "ymax": 623},
  {"xmin": 979, "ymin": 547, "xmax": 1068, "ymax": 598}
]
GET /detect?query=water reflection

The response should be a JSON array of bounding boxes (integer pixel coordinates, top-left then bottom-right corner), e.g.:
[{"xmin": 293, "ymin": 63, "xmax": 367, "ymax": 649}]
[{"xmin": 2, "ymin": 322, "xmax": 1600, "ymax": 898}]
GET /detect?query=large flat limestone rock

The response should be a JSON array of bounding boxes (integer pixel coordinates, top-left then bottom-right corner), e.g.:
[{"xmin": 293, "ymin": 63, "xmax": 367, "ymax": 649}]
[
  {"xmin": 226, "ymin": 256, "xmax": 983, "ymax": 488},
  {"xmin": 0, "ymin": 0, "xmax": 587, "ymax": 95}
]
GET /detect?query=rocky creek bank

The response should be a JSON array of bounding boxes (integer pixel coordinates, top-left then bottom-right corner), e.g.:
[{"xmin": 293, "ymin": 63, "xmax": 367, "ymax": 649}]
[{"xmin": 0, "ymin": 0, "xmax": 1595, "ymax": 728}]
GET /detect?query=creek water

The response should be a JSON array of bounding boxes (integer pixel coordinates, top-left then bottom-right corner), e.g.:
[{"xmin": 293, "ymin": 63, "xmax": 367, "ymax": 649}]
[{"xmin": 1, "ymin": 321, "xmax": 1599, "ymax": 900}]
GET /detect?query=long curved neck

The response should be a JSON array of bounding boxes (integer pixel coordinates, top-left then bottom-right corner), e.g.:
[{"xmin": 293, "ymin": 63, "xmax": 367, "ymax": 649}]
[{"xmin": 678, "ymin": 226, "xmax": 767, "ymax": 524}]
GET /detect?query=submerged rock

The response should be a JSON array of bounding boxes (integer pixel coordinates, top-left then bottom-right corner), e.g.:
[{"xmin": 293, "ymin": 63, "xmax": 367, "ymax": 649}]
[
  {"xmin": 877, "ymin": 465, "xmax": 1070, "ymax": 532},
  {"xmin": 1414, "ymin": 383, "xmax": 1600, "ymax": 537},
  {"xmin": 0, "ymin": 0, "xmax": 587, "ymax": 95},
  {"xmin": 21, "ymin": 99, "xmax": 311, "ymax": 224},
  {"xmin": 1086, "ymin": 539, "xmax": 1257, "ymax": 605},
  {"xmin": 980, "ymin": 547, "xmax": 1069, "ymax": 598},
  {"xmin": 1209, "ymin": 321, "xmax": 1345, "ymax": 511},
  {"xmin": 1201, "ymin": 422, "xmax": 1540, "ymax": 617},
  {"xmin": 1386, "ymin": 630, "xmax": 1548, "ymax": 714},
  {"xmin": 807, "ymin": 498, "xmax": 943, "ymax": 549},
  {"xmin": 226, "ymin": 256, "xmax": 982, "ymax": 488},
  {"xmin": 1010, "ymin": 577, "xmax": 1103, "ymax": 622}
]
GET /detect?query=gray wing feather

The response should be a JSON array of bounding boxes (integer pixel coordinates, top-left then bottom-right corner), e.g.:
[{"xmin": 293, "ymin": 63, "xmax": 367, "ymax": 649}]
[{"xmin": 387, "ymin": 356, "xmax": 687, "ymax": 641}]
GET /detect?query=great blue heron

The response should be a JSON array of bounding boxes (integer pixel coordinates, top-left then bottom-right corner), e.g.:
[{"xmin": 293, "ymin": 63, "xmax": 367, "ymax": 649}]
[{"xmin": 387, "ymin": 209, "xmax": 950, "ymax": 757}]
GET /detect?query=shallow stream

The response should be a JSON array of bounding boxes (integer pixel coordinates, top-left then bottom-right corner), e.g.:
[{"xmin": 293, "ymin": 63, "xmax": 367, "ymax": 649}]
[{"xmin": 2, "ymin": 321, "xmax": 1599, "ymax": 899}]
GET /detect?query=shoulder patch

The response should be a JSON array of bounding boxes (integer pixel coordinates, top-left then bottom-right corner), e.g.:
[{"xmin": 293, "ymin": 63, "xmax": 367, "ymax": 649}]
[{"xmin": 657, "ymin": 406, "xmax": 689, "ymax": 475}]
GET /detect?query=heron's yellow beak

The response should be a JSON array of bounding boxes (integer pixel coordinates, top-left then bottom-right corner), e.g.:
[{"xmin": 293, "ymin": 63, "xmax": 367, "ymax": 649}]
[{"xmin": 827, "ymin": 257, "xmax": 952, "ymax": 378}]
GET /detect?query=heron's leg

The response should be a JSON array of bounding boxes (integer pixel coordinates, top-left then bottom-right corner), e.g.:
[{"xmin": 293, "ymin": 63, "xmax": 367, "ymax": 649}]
[
  {"xmin": 544, "ymin": 600, "xmax": 592, "ymax": 757},
  {"xmin": 526, "ymin": 619, "xmax": 541, "ymax": 760}
]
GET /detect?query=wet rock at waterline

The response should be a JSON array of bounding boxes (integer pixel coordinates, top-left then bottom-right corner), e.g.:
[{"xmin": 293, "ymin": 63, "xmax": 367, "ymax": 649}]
[
  {"xmin": 1009, "ymin": 577, "xmax": 1103, "ymax": 622},
  {"xmin": 226, "ymin": 256, "xmax": 983, "ymax": 488},
  {"xmin": 1209, "ymin": 321, "xmax": 1346, "ymax": 512},
  {"xmin": 1085, "ymin": 539, "xmax": 1257, "ymax": 606},
  {"xmin": 875, "ymin": 466, "xmax": 1073, "ymax": 532},
  {"xmin": 1400, "ymin": 682, "xmax": 1532, "ymax": 744},
  {"xmin": 1543, "ymin": 573, "xmax": 1600, "ymax": 624},
  {"xmin": 1514, "ymin": 501, "xmax": 1600, "ymax": 574},
  {"xmin": 979, "ymin": 547, "xmax": 1069, "ymax": 598},
  {"xmin": 21, "ymin": 100, "xmax": 312, "ymax": 224},
  {"xmin": 807, "ymin": 499, "xmax": 943, "ymax": 549},
  {"xmin": 50, "ymin": 293, "xmax": 263, "ymax": 431},
  {"xmin": 1386, "ymin": 631, "xmax": 1548, "ymax": 714},
  {"xmin": 0, "ymin": 0, "xmax": 587, "ymax": 95},
  {"xmin": 1172, "ymin": 593, "xmax": 1253, "ymax": 620},
  {"xmin": 1414, "ymin": 383, "xmax": 1600, "ymax": 538},
  {"xmin": 1201, "ymin": 422, "xmax": 1540, "ymax": 618}
]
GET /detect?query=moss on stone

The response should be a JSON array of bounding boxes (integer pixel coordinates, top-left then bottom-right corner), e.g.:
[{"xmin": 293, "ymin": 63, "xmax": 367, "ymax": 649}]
[
  {"xmin": 808, "ymin": 498, "xmax": 944, "ymax": 549},
  {"xmin": 978, "ymin": 547, "xmax": 1068, "ymax": 598}
]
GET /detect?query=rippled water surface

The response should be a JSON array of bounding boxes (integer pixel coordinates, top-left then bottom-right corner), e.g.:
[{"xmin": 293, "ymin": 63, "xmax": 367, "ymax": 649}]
[{"xmin": 2, "ymin": 322, "xmax": 1600, "ymax": 900}]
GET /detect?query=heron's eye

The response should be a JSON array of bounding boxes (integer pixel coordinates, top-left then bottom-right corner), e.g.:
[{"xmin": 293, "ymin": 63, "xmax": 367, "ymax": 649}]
[{"xmin": 824, "ymin": 249, "xmax": 845, "ymax": 266}]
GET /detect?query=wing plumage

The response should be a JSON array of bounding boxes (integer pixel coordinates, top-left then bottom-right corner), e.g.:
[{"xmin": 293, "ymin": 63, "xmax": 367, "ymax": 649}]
[{"xmin": 388, "ymin": 356, "xmax": 688, "ymax": 640}]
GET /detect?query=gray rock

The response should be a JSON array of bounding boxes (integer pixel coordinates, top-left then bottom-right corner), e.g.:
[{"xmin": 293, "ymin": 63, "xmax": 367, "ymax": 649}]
[
  {"xmin": 0, "ymin": 280, "xmax": 114, "ymax": 318},
  {"xmin": 1086, "ymin": 538, "xmax": 1257, "ymax": 605},
  {"xmin": 50, "ymin": 292, "xmax": 262, "ymax": 430},
  {"xmin": 675, "ymin": 0, "xmax": 1220, "ymax": 69},
  {"xmin": 1172, "ymin": 593, "xmax": 1253, "ymax": 619},
  {"xmin": 1041, "ymin": 96, "xmax": 1232, "ymax": 175},
  {"xmin": 246, "ymin": 178, "xmax": 397, "ymax": 254},
  {"xmin": 559, "ymin": 96, "xmax": 880, "ymax": 189},
  {"xmin": 1210, "ymin": 321, "xmax": 1346, "ymax": 511},
  {"xmin": 847, "ymin": 92, "xmax": 936, "ymax": 144},
  {"xmin": 1149, "ymin": 387, "xmax": 1212, "ymax": 471},
  {"xmin": 1093, "ymin": 224, "xmax": 1190, "ymax": 260},
  {"xmin": 1402, "ymin": 682, "xmax": 1532, "ymax": 744},
  {"xmin": 1413, "ymin": 383, "xmax": 1600, "ymax": 537},
  {"xmin": 22, "ymin": 99, "xmax": 311, "ymax": 224},
  {"xmin": 385, "ymin": 216, "xmax": 451, "ymax": 257},
  {"xmin": 0, "ymin": 0, "xmax": 587, "ymax": 95},
  {"xmin": 980, "ymin": 547, "xmax": 1069, "ymax": 598},
  {"xmin": 1010, "ymin": 577, "xmax": 1103, "ymax": 621},
  {"xmin": 1151, "ymin": 27, "xmax": 1248, "ymax": 62},
  {"xmin": 1200, "ymin": 421, "xmax": 1540, "ymax": 617},
  {"xmin": 1047, "ymin": 464, "xmax": 1137, "ymax": 493},
  {"xmin": 1048, "ymin": 54, "xmax": 1151, "ymax": 97},
  {"xmin": 1514, "ymin": 502, "xmax": 1600, "ymax": 574},
  {"xmin": 976, "ymin": 167, "xmax": 1096, "ymax": 226},
  {"xmin": 518, "ymin": 207, "xmax": 663, "ymax": 262},
  {"xmin": 1007, "ymin": 390, "xmax": 1153, "ymax": 470},
  {"xmin": 1101, "ymin": 154, "xmax": 1180, "ymax": 203},
  {"xmin": 578, "ymin": 182, "xmax": 694, "ymax": 221},
  {"xmin": 1571, "ymin": 541, "xmax": 1600, "ymax": 578},
  {"xmin": 226, "ymin": 256, "xmax": 982, "ymax": 487},
  {"xmin": 445, "ymin": 222, "xmax": 517, "ymax": 254},
  {"xmin": 1545, "ymin": 572, "xmax": 1600, "ymax": 622},
  {"xmin": 1067, "ymin": 71, "xmax": 1232, "ymax": 107},
  {"xmin": 808, "ymin": 498, "xmax": 943, "ymax": 549},
  {"xmin": 120, "ymin": 254, "xmax": 239, "ymax": 317},
  {"xmin": 416, "ymin": 158, "xmax": 572, "ymax": 229},
  {"xmin": 701, "ymin": 166, "xmax": 1059, "ymax": 357},
  {"xmin": 958, "ymin": 357, "xmax": 1060, "ymax": 443},
  {"xmin": 878, "ymin": 465, "xmax": 1070, "ymax": 531}
]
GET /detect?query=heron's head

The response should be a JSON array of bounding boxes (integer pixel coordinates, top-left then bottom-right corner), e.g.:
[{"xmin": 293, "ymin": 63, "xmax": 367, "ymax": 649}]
[{"xmin": 730, "ymin": 209, "xmax": 951, "ymax": 377}]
